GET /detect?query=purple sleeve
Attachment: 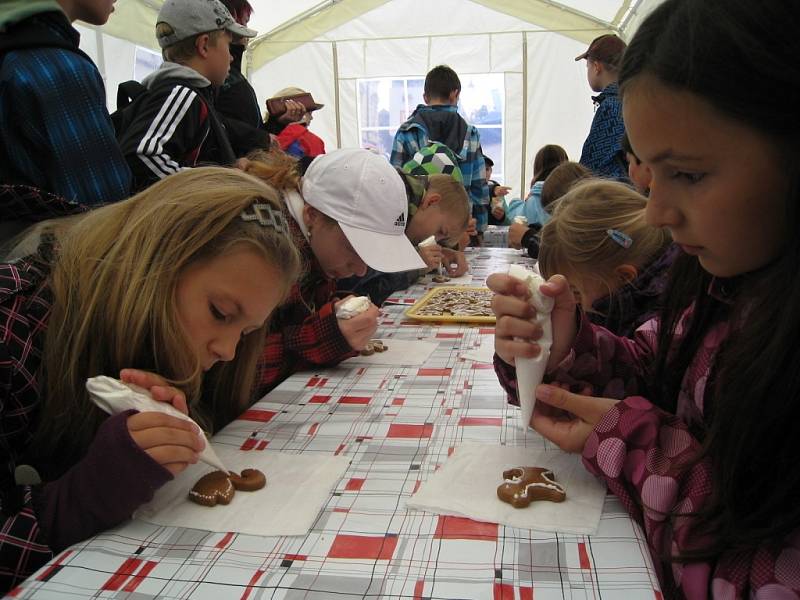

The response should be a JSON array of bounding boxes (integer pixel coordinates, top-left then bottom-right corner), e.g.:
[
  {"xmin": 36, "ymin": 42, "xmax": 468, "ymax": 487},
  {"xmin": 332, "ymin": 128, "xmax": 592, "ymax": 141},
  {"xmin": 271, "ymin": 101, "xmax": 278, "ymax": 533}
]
[
  {"xmin": 493, "ymin": 313, "xmax": 660, "ymax": 405},
  {"xmin": 582, "ymin": 397, "xmax": 800, "ymax": 598},
  {"xmin": 547, "ymin": 312, "xmax": 660, "ymax": 399},
  {"xmin": 30, "ymin": 409, "xmax": 173, "ymax": 551}
]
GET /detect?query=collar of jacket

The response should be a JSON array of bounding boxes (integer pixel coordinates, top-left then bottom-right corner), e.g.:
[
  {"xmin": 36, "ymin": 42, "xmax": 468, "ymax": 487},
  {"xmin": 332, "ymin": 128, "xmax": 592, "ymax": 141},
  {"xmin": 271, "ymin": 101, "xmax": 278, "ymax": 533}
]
[
  {"xmin": 0, "ymin": 0, "xmax": 63, "ymax": 31},
  {"xmin": 591, "ymin": 82, "xmax": 620, "ymax": 106}
]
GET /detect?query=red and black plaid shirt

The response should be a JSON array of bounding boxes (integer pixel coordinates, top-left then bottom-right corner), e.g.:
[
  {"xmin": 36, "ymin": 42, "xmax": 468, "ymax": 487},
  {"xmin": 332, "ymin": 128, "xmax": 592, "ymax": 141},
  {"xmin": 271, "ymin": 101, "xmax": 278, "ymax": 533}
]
[
  {"xmin": 254, "ymin": 222, "xmax": 355, "ymax": 398},
  {"xmin": 0, "ymin": 251, "xmax": 55, "ymax": 590}
]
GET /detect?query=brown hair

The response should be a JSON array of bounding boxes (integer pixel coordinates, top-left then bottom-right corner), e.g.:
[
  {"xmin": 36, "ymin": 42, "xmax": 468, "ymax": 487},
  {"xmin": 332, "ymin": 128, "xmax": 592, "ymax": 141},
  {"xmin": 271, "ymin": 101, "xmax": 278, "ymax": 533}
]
[
  {"xmin": 34, "ymin": 167, "xmax": 301, "ymax": 460},
  {"xmin": 531, "ymin": 144, "xmax": 568, "ymax": 186},
  {"xmin": 425, "ymin": 65, "xmax": 461, "ymax": 100},
  {"xmin": 538, "ymin": 179, "xmax": 670, "ymax": 309},
  {"xmin": 540, "ymin": 161, "xmax": 591, "ymax": 211},
  {"xmin": 157, "ymin": 23, "xmax": 228, "ymax": 63},
  {"xmin": 427, "ymin": 174, "xmax": 470, "ymax": 231}
]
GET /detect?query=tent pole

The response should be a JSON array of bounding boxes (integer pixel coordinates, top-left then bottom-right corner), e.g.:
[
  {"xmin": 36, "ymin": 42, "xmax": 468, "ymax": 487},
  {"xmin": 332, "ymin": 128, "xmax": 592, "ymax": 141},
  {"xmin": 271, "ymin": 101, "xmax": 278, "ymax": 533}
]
[
  {"xmin": 333, "ymin": 41, "xmax": 341, "ymax": 148},
  {"xmin": 520, "ymin": 31, "xmax": 528, "ymax": 196}
]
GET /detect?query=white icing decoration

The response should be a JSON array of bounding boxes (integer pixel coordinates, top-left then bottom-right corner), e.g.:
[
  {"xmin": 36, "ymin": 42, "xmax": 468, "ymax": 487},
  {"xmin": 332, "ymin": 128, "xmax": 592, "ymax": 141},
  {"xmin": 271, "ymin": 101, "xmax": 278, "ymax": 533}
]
[{"xmin": 336, "ymin": 296, "xmax": 371, "ymax": 319}]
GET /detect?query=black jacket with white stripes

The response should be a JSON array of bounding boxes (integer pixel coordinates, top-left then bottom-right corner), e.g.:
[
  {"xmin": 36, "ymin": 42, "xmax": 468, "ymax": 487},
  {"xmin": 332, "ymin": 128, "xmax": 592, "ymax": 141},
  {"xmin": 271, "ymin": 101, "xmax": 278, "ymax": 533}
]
[{"xmin": 117, "ymin": 62, "xmax": 234, "ymax": 192}]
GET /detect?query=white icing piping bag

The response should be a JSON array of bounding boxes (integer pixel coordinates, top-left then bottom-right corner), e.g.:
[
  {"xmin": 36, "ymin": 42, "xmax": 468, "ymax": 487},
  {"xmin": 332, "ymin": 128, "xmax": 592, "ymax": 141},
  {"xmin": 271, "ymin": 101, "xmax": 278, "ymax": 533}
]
[
  {"xmin": 86, "ymin": 375, "xmax": 229, "ymax": 473},
  {"xmin": 507, "ymin": 265, "xmax": 554, "ymax": 429}
]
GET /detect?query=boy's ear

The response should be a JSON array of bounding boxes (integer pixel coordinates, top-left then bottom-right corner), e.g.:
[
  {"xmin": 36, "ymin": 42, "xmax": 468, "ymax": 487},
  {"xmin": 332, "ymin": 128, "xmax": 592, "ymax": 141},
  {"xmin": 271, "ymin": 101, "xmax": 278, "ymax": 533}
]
[
  {"xmin": 195, "ymin": 33, "xmax": 211, "ymax": 58},
  {"xmin": 302, "ymin": 204, "xmax": 316, "ymax": 228},
  {"xmin": 420, "ymin": 192, "xmax": 441, "ymax": 210},
  {"xmin": 615, "ymin": 264, "xmax": 638, "ymax": 284},
  {"xmin": 448, "ymin": 90, "xmax": 460, "ymax": 105}
]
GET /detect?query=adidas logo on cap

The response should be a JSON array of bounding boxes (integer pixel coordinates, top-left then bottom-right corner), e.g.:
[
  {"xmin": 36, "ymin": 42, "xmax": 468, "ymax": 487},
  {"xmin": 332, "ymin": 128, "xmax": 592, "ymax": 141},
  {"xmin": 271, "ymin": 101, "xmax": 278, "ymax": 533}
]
[{"xmin": 394, "ymin": 213, "xmax": 406, "ymax": 228}]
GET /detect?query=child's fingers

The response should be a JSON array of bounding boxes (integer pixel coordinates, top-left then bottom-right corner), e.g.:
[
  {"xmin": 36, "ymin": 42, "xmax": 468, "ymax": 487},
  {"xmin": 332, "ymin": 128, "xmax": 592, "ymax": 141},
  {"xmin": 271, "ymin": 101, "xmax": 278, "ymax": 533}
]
[
  {"xmin": 530, "ymin": 405, "xmax": 593, "ymax": 453},
  {"xmin": 128, "ymin": 423, "xmax": 205, "ymax": 454},
  {"xmin": 149, "ymin": 385, "xmax": 189, "ymax": 415},
  {"xmin": 539, "ymin": 274, "xmax": 571, "ymax": 298},
  {"xmin": 143, "ymin": 446, "xmax": 200, "ymax": 473},
  {"xmin": 494, "ymin": 339, "xmax": 539, "ymax": 366},
  {"xmin": 492, "ymin": 293, "xmax": 536, "ymax": 322},
  {"xmin": 495, "ymin": 315, "xmax": 542, "ymax": 343},
  {"xmin": 535, "ymin": 385, "xmax": 618, "ymax": 425},
  {"xmin": 120, "ymin": 369, "xmax": 189, "ymax": 413},
  {"xmin": 486, "ymin": 273, "xmax": 531, "ymax": 299}
]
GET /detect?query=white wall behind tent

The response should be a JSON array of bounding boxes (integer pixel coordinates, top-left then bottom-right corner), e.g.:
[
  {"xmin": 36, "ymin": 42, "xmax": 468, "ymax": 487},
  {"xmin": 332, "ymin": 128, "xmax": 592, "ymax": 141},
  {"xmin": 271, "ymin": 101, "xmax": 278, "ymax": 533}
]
[{"xmin": 75, "ymin": 0, "xmax": 666, "ymax": 196}]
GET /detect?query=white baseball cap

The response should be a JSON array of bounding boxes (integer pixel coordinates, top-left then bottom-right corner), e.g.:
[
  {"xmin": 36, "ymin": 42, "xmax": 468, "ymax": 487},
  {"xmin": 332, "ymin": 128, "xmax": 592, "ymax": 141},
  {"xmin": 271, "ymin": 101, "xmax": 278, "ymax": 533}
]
[{"xmin": 302, "ymin": 149, "xmax": 426, "ymax": 273}]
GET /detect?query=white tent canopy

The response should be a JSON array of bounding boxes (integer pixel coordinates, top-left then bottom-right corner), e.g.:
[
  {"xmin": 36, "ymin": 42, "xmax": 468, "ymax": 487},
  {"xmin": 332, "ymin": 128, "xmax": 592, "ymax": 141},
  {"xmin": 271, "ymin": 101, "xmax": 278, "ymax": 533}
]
[{"xmin": 75, "ymin": 0, "xmax": 663, "ymax": 195}]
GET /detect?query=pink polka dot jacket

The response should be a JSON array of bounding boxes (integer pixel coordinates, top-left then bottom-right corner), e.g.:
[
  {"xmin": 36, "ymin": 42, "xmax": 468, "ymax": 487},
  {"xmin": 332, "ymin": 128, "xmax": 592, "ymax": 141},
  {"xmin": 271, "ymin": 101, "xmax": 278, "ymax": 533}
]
[{"xmin": 494, "ymin": 308, "xmax": 800, "ymax": 599}]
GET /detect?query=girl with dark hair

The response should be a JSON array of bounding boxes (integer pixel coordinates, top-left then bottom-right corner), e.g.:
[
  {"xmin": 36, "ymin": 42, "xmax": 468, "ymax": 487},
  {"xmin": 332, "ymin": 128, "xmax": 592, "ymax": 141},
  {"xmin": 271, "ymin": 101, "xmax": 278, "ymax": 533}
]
[
  {"xmin": 503, "ymin": 144, "xmax": 568, "ymax": 226},
  {"xmin": 488, "ymin": 0, "xmax": 800, "ymax": 596}
]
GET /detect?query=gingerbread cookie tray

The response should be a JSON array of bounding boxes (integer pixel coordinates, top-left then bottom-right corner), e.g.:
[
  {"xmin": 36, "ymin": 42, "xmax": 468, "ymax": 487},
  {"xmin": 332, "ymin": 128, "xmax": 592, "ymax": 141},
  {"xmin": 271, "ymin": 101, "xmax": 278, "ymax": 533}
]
[{"xmin": 404, "ymin": 286, "xmax": 496, "ymax": 324}]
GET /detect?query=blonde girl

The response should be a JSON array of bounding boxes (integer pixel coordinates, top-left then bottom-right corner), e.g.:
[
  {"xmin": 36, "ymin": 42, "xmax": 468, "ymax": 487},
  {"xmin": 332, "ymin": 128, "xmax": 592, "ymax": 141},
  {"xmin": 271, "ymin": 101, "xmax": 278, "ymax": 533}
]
[
  {"xmin": 0, "ymin": 167, "xmax": 301, "ymax": 591},
  {"xmin": 538, "ymin": 179, "xmax": 675, "ymax": 336}
]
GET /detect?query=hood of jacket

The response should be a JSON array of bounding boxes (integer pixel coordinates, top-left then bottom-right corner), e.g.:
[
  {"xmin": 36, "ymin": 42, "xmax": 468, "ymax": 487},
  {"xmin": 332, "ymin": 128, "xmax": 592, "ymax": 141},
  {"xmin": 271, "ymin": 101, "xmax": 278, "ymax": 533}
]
[
  {"xmin": 0, "ymin": 0, "xmax": 62, "ymax": 30},
  {"xmin": 141, "ymin": 61, "xmax": 211, "ymax": 90},
  {"xmin": 403, "ymin": 105, "xmax": 468, "ymax": 158}
]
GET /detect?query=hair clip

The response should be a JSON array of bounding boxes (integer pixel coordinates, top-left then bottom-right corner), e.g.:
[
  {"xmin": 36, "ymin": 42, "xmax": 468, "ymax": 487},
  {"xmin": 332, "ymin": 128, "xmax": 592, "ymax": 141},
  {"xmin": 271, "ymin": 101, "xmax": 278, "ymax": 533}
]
[
  {"xmin": 607, "ymin": 229, "xmax": 632, "ymax": 249},
  {"xmin": 241, "ymin": 202, "xmax": 289, "ymax": 235}
]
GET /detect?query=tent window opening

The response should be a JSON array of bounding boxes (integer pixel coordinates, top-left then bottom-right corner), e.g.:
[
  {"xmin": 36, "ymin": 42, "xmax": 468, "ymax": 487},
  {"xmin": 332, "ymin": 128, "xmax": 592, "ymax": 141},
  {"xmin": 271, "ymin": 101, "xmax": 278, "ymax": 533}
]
[
  {"xmin": 357, "ymin": 73, "xmax": 505, "ymax": 183},
  {"xmin": 134, "ymin": 46, "xmax": 163, "ymax": 82}
]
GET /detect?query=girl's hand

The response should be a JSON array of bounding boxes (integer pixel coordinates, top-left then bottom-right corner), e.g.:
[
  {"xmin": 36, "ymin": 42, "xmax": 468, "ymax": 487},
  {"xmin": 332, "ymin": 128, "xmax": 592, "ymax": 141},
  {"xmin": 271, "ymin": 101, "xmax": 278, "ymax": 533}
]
[
  {"xmin": 487, "ymin": 273, "xmax": 578, "ymax": 369},
  {"xmin": 335, "ymin": 299, "xmax": 380, "ymax": 350},
  {"xmin": 531, "ymin": 384, "xmax": 619, "ymax": 453},
  {"xmin": 418, "ymin": 243, "xmax": 443, "ymax": 271},
  {"xmin": 120, "ymin": 368, "xmax": 188, "ymax": 415},
  {"xmin": 127, "ymin": 412, "xmax": 205, "ymax": 475}
]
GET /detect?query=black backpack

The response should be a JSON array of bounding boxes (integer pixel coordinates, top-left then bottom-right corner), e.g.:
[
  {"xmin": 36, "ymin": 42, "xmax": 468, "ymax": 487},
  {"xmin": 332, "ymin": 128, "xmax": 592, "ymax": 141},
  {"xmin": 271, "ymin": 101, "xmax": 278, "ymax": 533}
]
[{"xmin": 110, "ymin": 79, "xmax": 236, "ymax": 165}]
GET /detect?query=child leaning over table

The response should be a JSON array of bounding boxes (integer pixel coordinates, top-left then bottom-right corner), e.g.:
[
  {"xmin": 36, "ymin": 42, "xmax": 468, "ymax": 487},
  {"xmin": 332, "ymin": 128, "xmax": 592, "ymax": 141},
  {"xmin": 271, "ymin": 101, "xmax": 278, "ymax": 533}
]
[
  {"xmin": 538, "ymin": 179, "xmax": 676, "ymax": 338},
  {"xmin": 488, "ymin": 0, "xmax": 800, "ymax": 596},
  {"xmin": 337, "ymin": 146, "xmax": 472, "ymax": 305},
  {"xmin": 241, "ymin": 149, "xmax": 426, "ymax": 396},
  {"xmin": 0, "ymin": 168, "xmax": 302, "ymax": 592}
]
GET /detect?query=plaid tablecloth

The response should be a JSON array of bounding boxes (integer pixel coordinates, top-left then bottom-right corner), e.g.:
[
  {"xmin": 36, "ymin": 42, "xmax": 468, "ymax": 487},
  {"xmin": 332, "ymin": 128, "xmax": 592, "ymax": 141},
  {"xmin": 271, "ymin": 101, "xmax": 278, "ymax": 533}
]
[{"xmin": 12, "ymin": 248, "xmax": 661, "ymax": 600}]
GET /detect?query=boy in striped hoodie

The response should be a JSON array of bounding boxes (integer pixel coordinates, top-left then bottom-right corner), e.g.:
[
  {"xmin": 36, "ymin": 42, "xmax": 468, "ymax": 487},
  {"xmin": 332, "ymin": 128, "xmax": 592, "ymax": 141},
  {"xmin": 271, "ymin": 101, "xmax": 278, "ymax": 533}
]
[{"xmin": 117, "ymin": 0, "xmax": 255, "ymax": 191}]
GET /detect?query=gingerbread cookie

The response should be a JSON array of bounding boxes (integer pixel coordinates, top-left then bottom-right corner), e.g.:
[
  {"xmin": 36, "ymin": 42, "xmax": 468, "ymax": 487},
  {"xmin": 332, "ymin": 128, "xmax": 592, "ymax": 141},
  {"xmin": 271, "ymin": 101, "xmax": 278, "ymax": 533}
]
[
  {"xmin": 496, "ymin": 467, "xmax": 566, "ymax": 508},
  {"xmin": 360, "ymin": 339, "xmax": 388, "ymax": 356},
  {"xmin": 228, "ymin": 469, "xmax": 266, "ymax": 491},
  {"xmin": 188, "ymin": 470, "xmax": 235, "ymax": 507}
]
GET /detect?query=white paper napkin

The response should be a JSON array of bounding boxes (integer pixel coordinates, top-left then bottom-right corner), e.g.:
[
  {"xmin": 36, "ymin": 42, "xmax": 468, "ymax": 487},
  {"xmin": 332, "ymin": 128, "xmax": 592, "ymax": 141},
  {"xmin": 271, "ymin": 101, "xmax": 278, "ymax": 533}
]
[
  {"xmin": 135, "ymin": 446, "xmax": 349, "ymax": 536},
  {"xmin": 86, "ymin": 376, "xmax": 228, "ymax": 473},
  {"xmin": 341, "ymin": 339, "xmax": 438, "ymax": 367},
  {"xmin": 406, "ymin": 445, "xmax": 606, "ymax": 535}
]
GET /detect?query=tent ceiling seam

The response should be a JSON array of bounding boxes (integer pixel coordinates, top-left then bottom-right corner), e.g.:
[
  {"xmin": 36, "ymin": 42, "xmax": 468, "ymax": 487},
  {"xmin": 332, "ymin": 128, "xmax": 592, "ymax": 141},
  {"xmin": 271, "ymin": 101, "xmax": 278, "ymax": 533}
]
[{"xmin": 254, "ymin": 27, "xmax": 611, "ymax": 47}]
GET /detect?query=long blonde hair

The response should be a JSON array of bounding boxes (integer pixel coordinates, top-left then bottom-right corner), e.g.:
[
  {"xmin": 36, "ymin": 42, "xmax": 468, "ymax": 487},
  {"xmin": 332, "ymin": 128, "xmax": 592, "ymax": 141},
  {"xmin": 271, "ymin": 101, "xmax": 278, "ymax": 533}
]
[
  {"xmin": 35, "ymin": 167, "xmax": 301, "ymax": 457},
  {"xmin": 538, "ymin": 179, "xmax": 670, "ymax": 305}
]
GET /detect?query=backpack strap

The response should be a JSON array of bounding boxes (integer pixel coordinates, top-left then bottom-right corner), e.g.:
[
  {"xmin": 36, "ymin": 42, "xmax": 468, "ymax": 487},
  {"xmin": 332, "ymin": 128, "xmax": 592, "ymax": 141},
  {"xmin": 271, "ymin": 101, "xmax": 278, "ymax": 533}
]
[{"xmin": 116, "ymin": 80, "xmax": 148, "ymax": 111}]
